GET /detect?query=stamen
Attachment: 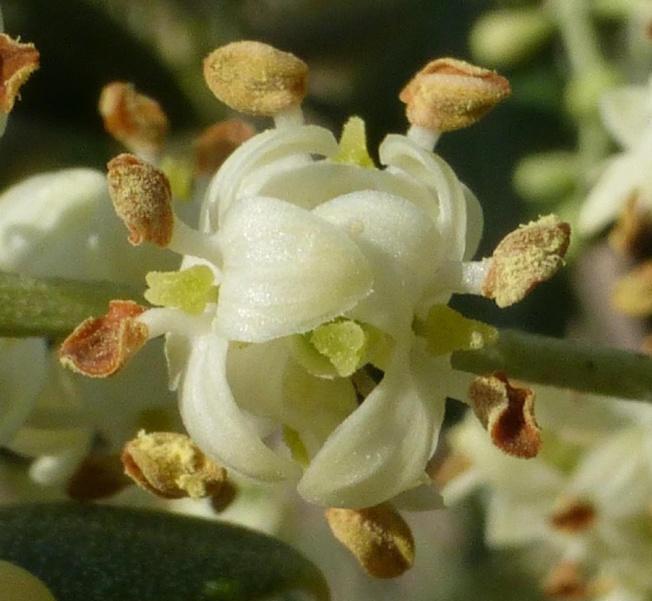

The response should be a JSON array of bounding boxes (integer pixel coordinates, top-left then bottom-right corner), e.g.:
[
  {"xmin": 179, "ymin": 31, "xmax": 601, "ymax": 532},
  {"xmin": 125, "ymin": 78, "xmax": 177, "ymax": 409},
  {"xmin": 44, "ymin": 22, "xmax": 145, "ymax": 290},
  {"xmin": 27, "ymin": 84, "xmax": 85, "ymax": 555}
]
[
  {"xmin": 325, "ymin": 503, "xmax": 415, "ymax": 578},
  {"xmin": 203, "ymin": 41, "xmax": 308, "ymax": 117},
  {"xmin": 59, "ymin": 300, "xmax": 148, "ymax": 378},
  {"xmin": 194, "ymin": 119, "xmax": 256, "ymax": 176},
  {"xmin": 399, "ymin": 57, "xmax": 510, "ymax": 133},
  {"xmin": 0, "ymin": 33, "xmax": 39, "ymax": 114},
  {"xmin": 542, "ymin": 562, "xmax": 590, "ymax": 600},
  {"xmin": 406, "ymin": 124, "xmax": 440, "ymax": 150},
  {"xmin": 550, "ymin": 498, "xmax": 597, "ymax": 533},
  {"xmin": 468, "ymin": 372, "xmax": 541, "ymax": 458},
  {"xmin": 122, "ymin": 430, "xmax": 227, "ymax": 499}
]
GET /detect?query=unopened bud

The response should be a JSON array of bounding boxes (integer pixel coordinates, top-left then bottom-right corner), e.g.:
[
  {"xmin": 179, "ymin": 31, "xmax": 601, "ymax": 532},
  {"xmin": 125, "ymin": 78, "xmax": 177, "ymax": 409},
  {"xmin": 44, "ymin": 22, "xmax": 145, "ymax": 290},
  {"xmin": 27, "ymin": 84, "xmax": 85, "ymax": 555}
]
[
  {"xmin": 612, "ymin": 260, "xmax": 652, "ymax": 317},
  {"xmin": 565, "ymin": 67, "xmax": 620, "ymax": 119},
  {"xmin": 59, "ymin": 300, "xmax": 148, "ymax": 377},
  {"xmin": 513, "ymin": 152, "xmax": 578, "ymax": 204},
  {"xmin": 122, "ymin": 431, "xmax": 227, "ymax": 499},
  {"xmin": 107, "ymin": 153, "xmax": 174, "ymax": 247},
  {"xmin": 483, "ymin": 214, "xmax": 570, "ymax": 307},
  {"xmin": 399, "ymin": 57, "xmax": 510, "ymax": 132},
  {"xmin": 325, "ymin": 504, "xmax": 414, "ymax": 578},
  {"xmin": 469, "ymin": 372, "xmax": 541, "ymax": 458},
  {"xmin": 99, "ymin": 82, "xmax": 168, "ymax": 155},
  {"xmin": 0, "ymin": 34, "xmax": 39, "ymax": 114},
  {"xmin": 203, "ymin": 41, "xmax": 308, "ymax": 116},
  {"xmin": 194, "ymin": 119, "xmax": 256, "ymax": 175}
]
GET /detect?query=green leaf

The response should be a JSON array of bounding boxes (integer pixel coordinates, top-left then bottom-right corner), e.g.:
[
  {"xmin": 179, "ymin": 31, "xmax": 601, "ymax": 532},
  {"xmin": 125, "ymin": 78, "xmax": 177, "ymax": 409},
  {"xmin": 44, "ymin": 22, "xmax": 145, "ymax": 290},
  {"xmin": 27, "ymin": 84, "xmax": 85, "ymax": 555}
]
[
  {"xmin": 0, "ymin": 272, "xmax": 140, "ymax": 338},
  {"xmin": 0, "ymin": 502, "xmax": 329, "ymax": 601}
]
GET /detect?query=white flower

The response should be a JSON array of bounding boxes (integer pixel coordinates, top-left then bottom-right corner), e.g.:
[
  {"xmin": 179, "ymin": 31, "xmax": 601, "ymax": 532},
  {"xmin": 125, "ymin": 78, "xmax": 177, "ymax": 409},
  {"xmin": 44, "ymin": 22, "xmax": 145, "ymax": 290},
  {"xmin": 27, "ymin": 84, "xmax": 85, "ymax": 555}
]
[{"xmin": 579, "ymin": 77, "xmax": 652, "ymax": 235}]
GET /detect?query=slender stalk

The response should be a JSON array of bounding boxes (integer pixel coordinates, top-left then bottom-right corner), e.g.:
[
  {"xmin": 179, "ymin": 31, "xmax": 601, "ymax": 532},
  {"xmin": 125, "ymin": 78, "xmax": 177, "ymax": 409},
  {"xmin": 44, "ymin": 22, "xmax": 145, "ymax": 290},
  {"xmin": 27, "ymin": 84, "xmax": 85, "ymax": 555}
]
[
  {"xmin": 452, "ymin": 330, "xmax": 652, "ymax": 401},
  {"xmin": 0, "ymin": 271, "xmax": 141, "ymax": 338}
]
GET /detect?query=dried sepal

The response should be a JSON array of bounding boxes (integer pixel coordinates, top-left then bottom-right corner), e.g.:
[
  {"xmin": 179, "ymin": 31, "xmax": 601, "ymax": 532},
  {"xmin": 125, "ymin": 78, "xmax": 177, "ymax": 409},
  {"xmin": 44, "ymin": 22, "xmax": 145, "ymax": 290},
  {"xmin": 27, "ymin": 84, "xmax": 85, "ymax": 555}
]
[
  {"xmin": 399, "ymin": 57, "xmax": 510, "ymax": 132},
  {"xmin": 107, "ymin": 153, "xmax": 174, "ymax": 246},
  {"xmin": 66, "ymin": 453, "xmax": 131, "ymax": 501},
  {"xmin": 194, "ymin": 119, "xmax": 255, "ymax": 175},
  {"xmin": 609, "ymin": 195, "xmax": 652, "ymax": 258},
  {"xmin": 483, "ymin": 214, "xmax": 571, "ymax": 307},
  {"xmin": 542, "ymin": 562, "xmax": 590, "ymax": 600},
  {"xmin": 549, "ymin": 498, "xmax": 596, "ymax": 533},
  {"xmin": 122, "ymin": 430, "xmax": 227, "ymax": 499},
  {"xmin": 0, "ymin": 33, "xmax": 39, "ymax": 114},
  {"xmin": 612, "ymin": 260, "xmax": 652, "ymax": 317},
  {"xmin": 59, "ymin": 300, "xmax": 148, "ymax": 378},
  {"xmin": 203, "ymin": 41, "xmax": 308, "ymax": 116},
  {"xmin": 98, "ymin": 82, "xmax": 168, "ymax": 155},
  {"xmin": 325, "ymin": 503, "xmax": 415, "ymax": 578},
  {"xmin": 468, "ymin": 372, "xmax": 541, "ymax": 458}
]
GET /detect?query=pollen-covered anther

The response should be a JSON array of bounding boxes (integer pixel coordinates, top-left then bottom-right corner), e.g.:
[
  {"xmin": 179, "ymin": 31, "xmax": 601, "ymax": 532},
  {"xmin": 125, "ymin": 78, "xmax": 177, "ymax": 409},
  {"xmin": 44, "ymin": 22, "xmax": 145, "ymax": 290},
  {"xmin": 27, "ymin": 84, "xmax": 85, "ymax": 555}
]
[
  {"xmin": 550, "ymin": 498, "xmax": 597, "ymax": 533},
  {"xmin": 469, "ymin": 372, "xmax": 541, "ymax": 458},
  {"xmin": 121, "ymin": 430, "xmax": 227, "ymax": 499},
  {"xmin": 203, "ymin": 41, "xmax": 308, "ymax": 116},
  {"xmin": 59, "ymin": 300, "xmax": 148, "ymax": 377},
  {"xmin": 612, "ymin": 260, "xmax": 652, "ymax": 317},
  {"xmin": 194, "ymin": 119, "xmax": 256, "ymax": 175},
  {"xmin": 107, "ymin": 153, "xmax": 173, "ymax": 247},
  {"xmin": 399, "ymin": 57, "xmax": 510, "ymax": 132},
  {"xmin": 0, "ymin": 33, "xmax": 39, "ymax": 114},
  {"xmin": 542, "ymin": 561, "xmax": 590, "ymax": 600},
  {"xmin": 482, "ymin": 214, "xmax": 571, "ymax": 307},
  {"xmin": 325, "ymin": 504, "xmax": 415, "ymax": 578},
  {"xmin": 99, "ymin": 82, "xmax": 168, "ymax": 155}
]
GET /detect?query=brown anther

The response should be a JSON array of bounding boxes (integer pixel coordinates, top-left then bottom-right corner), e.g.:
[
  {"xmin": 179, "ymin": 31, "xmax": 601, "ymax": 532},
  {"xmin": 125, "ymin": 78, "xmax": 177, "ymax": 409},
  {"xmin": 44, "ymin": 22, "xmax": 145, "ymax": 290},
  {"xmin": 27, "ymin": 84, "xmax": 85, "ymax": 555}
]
[
  {"xmin": 550, "ymin": 498, "xmax": 596, "ymax": 533},
  {"xmin": 608, "ymin": 195, "xmax": 652, "ymax": 258},
  {"xmin": 542, "ymin": 562, "xmax": 590, "ymax": 600},
  {"xmin": 194, "ymin": 119, "xmax": 255, "ymax": 175},
  {"xmin": 203, "ymin": 41, "xmax": 308, "ymax": 116},
  {"xmin": 325, "ymin": 503, "xmax": 414, "ymax": 579},
  {"xmin": 0, "ymin": 34, "xmax": 39, "ymax": 114},
  {"xmin": 469, "ymin": 372, "xmax": 541, "ymax": 458},
  {"xmin": 66, "ymin": 453, "xmax": 131, "ymax": 501},
  {"xmin": 612, "ymin": 260, "xmax": 652, "ymax": 317},
  {"xmin": 122, "ymin": 431, "xmax": 227, "ymax": 499},
  {"xmin": 107, "ymin": 153, "xmax": 173, "ymax": 246},
  {"xmin": 59, "ymin": 300, "xmax": 148, "ymax": 378},
  {"xmin": 483, "ymin": 214, "xmax": 571, "ymax": 308},
  {"xmin": 399, "ymin": 57, "xmax": 510, "ymax": 132},
  {"xmin": 210, "ymin": 480, "xmax": 238, "ymax": 513},
  {"xmin": 98, "ymin": 82, "xmax": 168, "ymax": 155}
]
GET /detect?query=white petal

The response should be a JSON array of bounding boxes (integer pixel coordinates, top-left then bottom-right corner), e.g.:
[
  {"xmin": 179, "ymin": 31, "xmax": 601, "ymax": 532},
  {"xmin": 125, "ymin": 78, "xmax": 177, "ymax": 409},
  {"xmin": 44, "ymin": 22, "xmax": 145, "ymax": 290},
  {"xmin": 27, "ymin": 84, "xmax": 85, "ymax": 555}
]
[
  {"xmin": 578, "ymin": 154, "xmax": 642, "ymax": 235},
  {"xmin": 314, "ymin": 190, "xmax": 441, "ymax": 335},
  {"xmin": 202, "ymin": 125, "xmax": 338, "ymax": 230},
  {"xmin": 179, "ymin": 334, "xmax": 300, "ymax": 481},
  {"xmin": 485, "ymin": 490, "xmax": 549, "ymax": 546},
  {"xmin": 216, "ymin": 196, "xmax": 373, "ymax": 342},
  {"xmin": 600, "ymin": 85, "xmax": 651, "ymax": 149},
  {"xmin": 391, "ymin": 482, "xmax": 444, "ymax": 512},
  {"xmin": 380, "ymin": 134, "xmax": 469, "ymax": 262},
  {"xmin": 297, "ymin": 342, "xmax": 447, "ymax": 508},
  {"xmin": 462, "ymin": 183, "xmax": 483, "ymax": 260},
  {"xmin": 0, "ymin": 338, "xmax": 47, "ymax": 445}
]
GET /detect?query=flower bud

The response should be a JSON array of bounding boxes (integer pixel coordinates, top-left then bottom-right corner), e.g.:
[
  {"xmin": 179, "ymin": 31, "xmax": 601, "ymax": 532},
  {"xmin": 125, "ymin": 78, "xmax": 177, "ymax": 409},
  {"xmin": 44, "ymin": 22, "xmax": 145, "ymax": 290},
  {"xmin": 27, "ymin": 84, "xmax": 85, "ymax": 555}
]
[
  {"xmin": 565, "ymin": 67, "xmax": 620, "ymax": 119},
  {"xmin": 513, "ymin": 152, "xmax": 578, "ymax": 204},
  {"xmin": 122, "ymin": 431, "xmax": 227, "ymax": 499},
  {"xmin": 325, "ymin": 504, "xmax": 414, "ymax": 578},
  {"xmin": 203, "ymin": 41, "xmax": 308, "ymax": 116},
  {"xmin": 0, "ymin": 34, "xmax": 39, "ymax": 114},
  {"xmin": 399, "ymin": 57, "xmax": 510, "ymax": 132}
]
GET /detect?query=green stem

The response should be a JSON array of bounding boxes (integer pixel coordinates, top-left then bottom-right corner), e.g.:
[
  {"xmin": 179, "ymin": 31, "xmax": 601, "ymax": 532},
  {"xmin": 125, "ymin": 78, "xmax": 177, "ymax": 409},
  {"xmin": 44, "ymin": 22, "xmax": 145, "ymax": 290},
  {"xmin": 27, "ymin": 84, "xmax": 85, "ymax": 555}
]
[
  {"xmin": 451, "ymin": 330, "xmax": 652, "ymax": 401},
  {"xmin": 0, "ymin": 271, "xmax": 141, "ymax": 339}
]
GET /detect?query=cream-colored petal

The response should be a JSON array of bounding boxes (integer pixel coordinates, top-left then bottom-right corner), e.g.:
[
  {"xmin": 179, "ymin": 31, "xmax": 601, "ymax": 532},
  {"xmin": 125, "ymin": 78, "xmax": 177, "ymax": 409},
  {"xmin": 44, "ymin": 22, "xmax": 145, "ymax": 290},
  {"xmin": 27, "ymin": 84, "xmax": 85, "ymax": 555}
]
[
  {"xmin": 462, "ymin": 183, "xmax": 483, "ymax": 260},
  {"xmin": 216, "ymin": 196, "xmax": 373, "ymax": 342},
  {"xmin": 600, "ymin": 85, "xmax": 650, "ymax": 150},
  {"xmin": 179, "ymin": 334, "xmax": 300, "ymax": 481}
]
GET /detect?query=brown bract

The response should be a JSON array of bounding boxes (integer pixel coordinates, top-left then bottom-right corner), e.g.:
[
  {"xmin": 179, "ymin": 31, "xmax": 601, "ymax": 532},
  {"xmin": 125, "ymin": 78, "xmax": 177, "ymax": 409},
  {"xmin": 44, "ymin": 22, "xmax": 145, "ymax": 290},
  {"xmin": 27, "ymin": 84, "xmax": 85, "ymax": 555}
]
[
  {"xmin": 612, "ymin": 260, "xmax": 652, "ymax": 317},
  {"xmin": 550, "ymin": 498, "xmax": 596, "ymax": 533},
  {"xmin": 122, "ymin": 431, "xmax": 227, "ymax": 499},
  {"xmin": 483, "ymin": 214, "xmax": 570, "ymax": 307},
  {"xmin": 99, "ymin": 82, "xmax": 168, "ymax": 155},
  {"xmin": 107, "ymin": 153, "xmax": 173, "ymax": 246},
  {"xmin": 399, "ymin": 57, "xmax": 510, "ymax": 132},
  {"xmin": 59, "ymin": 300, "xmax": 148, "ymax": 377},
  {"xmin": 194, "ymin": 119, "xmax": 255, "ymax": 175},
  {"xmin": 0, "ymin": 33, "xmax": 39, "ymax": 114},
  {"xmin": 542, "ymin": 562, "xmax": 590, "ymax": 600},
  {"xmin": 469, "ymin": 372, "xmax": 541, "ymax": 458},
  {"xmin": 325, "ymin": 504, "xmax": 414, "ymax": 578},
  {"xmin": 203, "ymin": 41, "xmax": 308, "ymax": 116}
]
